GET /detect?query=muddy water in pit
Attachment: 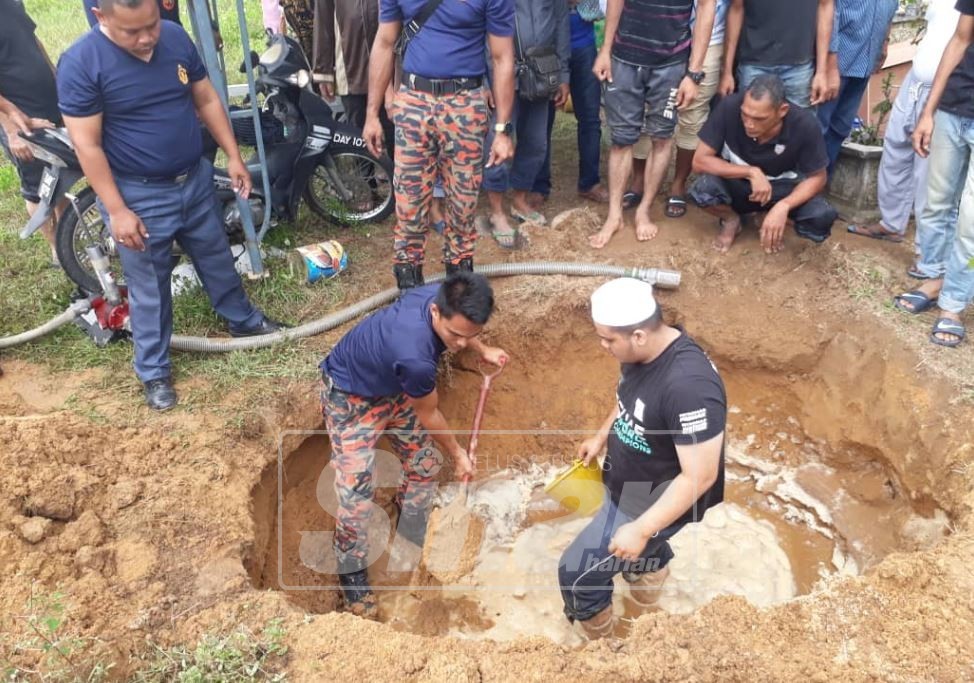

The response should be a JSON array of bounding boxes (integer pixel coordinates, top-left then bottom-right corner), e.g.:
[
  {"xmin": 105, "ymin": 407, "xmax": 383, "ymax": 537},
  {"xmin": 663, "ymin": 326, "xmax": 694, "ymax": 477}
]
[{"xmin": 248, "ymin": 360, "xmax": 940, "ymax": 645}]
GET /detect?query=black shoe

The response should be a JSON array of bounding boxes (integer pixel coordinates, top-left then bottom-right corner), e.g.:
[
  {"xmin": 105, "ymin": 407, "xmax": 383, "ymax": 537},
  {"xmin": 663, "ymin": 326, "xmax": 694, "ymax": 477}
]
[
  {"xmin": 228, "ymin": 314, "xmax": 286, "ymax": 338},
  {"xmin": 337, "ymin": 568, "xmax": 377, "ymax": 617},
  {"xmin": 144, "ymin": 378, "xmax": 177, "ymax": 411},
  {"xmin": 445, "ymin": 257, "xmax": 473, "ymax": 276},
  {"xmin": 393, "ymin": 263, "xmax": 424, "ymax": 290}
]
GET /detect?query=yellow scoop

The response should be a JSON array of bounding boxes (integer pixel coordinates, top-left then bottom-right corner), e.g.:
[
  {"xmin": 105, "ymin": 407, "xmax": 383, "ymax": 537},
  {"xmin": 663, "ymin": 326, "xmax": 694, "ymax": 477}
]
[{"xmin": 544, "ymin": 460, "xmax": 604, "ymax": 517}]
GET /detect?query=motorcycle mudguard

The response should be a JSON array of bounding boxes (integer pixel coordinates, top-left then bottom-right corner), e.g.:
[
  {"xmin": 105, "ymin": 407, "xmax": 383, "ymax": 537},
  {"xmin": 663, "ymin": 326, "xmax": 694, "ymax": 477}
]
[{"xmin": 20, "ymin": 166, "xmax": 84, "ymax": 239}]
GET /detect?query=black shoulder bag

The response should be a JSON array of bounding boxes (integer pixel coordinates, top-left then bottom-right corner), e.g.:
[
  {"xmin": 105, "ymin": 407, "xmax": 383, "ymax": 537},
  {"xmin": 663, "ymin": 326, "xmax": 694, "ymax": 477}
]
[
  {"xmin": 395, "ymin": 0, "xmax": 448, "ymax": 57},
  {"xmin": 514, "ymin": 16, "xmax": 562, "ymax": 102}
]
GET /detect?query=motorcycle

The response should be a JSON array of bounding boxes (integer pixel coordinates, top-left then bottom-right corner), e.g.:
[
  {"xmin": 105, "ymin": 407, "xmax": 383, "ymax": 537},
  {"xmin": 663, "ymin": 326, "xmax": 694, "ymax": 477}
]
[{"xmin": 20, "ymin": 33, "xmax": 394, "ymax": 295}]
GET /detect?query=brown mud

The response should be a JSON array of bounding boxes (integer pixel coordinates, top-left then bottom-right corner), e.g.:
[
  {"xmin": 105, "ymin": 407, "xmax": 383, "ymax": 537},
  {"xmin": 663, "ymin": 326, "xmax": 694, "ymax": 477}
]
[{"xmin": 1, "ymin": 195, "xmax": 974, "ymax": 680}]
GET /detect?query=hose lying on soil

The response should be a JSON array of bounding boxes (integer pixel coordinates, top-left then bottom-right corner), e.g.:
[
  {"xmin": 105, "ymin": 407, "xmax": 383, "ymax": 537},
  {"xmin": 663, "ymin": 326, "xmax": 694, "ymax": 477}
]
[
  {"xmin": 0, "ymin": 299, "xmax": 91, "ymax": 350},
  {"xmin": 0, "ymin": 262, "xmax": 679, "ymax": 352},
  {"xmin": 170, "ymin": 262, "xmax": 681, "ymax": 353}
]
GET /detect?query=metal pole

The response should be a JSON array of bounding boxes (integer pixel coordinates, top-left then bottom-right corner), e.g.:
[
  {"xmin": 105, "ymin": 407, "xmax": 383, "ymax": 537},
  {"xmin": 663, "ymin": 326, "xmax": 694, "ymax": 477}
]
[{"xmin": 185, "ymin": 0, "xmax": 267, "ymax": 277}]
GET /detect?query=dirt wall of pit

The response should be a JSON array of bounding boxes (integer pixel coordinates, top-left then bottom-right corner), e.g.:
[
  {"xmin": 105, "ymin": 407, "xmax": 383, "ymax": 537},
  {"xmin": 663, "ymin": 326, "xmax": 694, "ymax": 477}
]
[{"xmin": 1, "ymin": 263, "xmax": 973, "ymax": 681}]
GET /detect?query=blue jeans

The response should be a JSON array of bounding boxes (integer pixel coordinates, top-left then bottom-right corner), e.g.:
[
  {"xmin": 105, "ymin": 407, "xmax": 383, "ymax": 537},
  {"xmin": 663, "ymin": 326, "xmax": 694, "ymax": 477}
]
[
  {"xmin": 557, "ymin": 497, "xmax": 683, "ymax": 622},
  {"xmin": 112, "ymin": 158, "xmax": 262, "ymax": 381},
  {"xmin": 916, "ymin": 110, "xmax": 974, "ymax": 315},
  {"xmin": 737, "ymin": 61, "xmax": 815, "ymax": 109},
  {"xmin": 817, "ymin": 75, "xmax": 871, "ymax": 174},
  {"xmin": 534, "ymin": 43, "xmax": 603, "ymax": 195},
  {"xmin": 483, "ymin": 95, "xmax": 551, "ymax": 193}
]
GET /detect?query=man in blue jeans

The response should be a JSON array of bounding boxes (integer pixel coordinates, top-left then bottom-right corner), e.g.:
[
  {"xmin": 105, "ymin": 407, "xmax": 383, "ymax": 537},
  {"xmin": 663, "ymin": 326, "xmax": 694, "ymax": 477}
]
[
  {"xmin": 720, "ymin": 0, "xmax": 837, "ymax": 109},
  {"xmin": 482, "ymin": 0, "xmax": 569, "ymax": 248},
  {"xmin": 59, "ymin": 0, "xmax": 282, "ymax": 410},
  {"xmin": 817, "ymin": 0, "xmax": 897, "ymax": 173},
  {"xmin": 531, "ymin": 3, "xmax": 607, "ymax": 207},
  {"xmin": 896, "ymin": 0, "xmax": 974, "ymax": 348},
  {"xmin": 558, "ymin": 277, "xmax": 726, "ymax": 639}
]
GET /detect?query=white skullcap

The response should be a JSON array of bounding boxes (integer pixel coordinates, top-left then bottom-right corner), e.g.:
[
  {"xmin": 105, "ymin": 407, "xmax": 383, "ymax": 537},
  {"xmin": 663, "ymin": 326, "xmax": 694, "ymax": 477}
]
[{"xmin": 590, "ymin": 278, "xmax": 658, "ymax": 327}]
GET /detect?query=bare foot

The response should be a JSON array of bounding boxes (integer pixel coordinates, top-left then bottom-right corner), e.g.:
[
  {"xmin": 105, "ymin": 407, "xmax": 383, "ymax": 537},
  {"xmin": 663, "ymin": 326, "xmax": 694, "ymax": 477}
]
[
  {"xmin": 713, "ymin": 216, "xmax": 742, "ymax": 253},
  {"xmin": 525, "ymin": 192, "xmax": 546, "ymax": 211},
  {"xmin": 635, "ymin": 216, "xmax": 659, "ymax": 241},
  {"xmin": 590, "ymin": 216, "xmax": 623, "ymax": 249}
]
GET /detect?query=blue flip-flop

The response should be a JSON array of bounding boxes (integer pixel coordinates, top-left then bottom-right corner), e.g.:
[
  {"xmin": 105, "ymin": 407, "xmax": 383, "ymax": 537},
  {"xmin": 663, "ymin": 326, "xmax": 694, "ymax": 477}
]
[
  {"xmin": 930, "ymin": 317, "xmax": 966, "ymax": 348},
  {"xmin": 893, "ymin": 290, "xmax": 937, "ymax": 314}
]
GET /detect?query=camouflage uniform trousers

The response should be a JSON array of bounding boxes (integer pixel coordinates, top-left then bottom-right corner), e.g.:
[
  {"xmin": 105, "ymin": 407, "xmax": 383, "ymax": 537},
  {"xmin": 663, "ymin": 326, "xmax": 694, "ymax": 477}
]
[
  {"xmin": 321, "ymin": 379, "xmax": 441, "ymax": 574},
  {"xmin": 392, "ymin": 85, "xmax": 489, "ymax": 267}
]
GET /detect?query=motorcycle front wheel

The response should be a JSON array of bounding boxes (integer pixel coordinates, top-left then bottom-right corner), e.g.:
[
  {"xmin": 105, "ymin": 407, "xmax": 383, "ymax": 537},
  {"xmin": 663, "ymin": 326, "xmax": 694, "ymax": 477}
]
[
  {"xmin": 304, "ymin": 148, "xmax": 395, "ymax": 225},
  {"xmin": 55, "ymin": 186, "xmax": 124, "ymax": 294}
]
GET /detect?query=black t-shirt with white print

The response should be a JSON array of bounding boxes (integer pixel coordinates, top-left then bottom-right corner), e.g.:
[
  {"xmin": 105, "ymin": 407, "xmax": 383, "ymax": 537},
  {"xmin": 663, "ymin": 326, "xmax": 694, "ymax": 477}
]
[
  {"xmin": 699, "ymin": 92, "xmax": 828, "ymax": 181},
  {"xmin": 603, "ymin": 330, "xmax": 727, "ymax": 522}
]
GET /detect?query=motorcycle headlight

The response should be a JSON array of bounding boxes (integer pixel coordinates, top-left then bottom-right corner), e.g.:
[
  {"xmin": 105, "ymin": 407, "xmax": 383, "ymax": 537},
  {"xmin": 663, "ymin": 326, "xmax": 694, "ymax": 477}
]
[{"xmin": 259, "ymin": 41, "xmax": 284, "ymax": 66}]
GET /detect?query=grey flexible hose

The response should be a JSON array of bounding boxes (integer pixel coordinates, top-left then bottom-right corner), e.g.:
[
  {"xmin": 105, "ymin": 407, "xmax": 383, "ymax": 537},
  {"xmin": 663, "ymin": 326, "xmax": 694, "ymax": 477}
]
[
  {"xmin": 170, "ymin": 261, "xmax": 681, "ymax": 353},
  {"xmin": 0, "ymin": 299, "xmax": 92, "ymax": 350}
]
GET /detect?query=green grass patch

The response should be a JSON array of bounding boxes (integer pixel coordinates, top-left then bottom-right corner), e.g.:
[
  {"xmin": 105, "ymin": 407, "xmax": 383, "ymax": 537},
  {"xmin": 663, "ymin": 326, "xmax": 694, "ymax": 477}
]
[
  {"xmin": 1, "ymin": 2, "xmax": 370, "ymax": 416},
  {"xmin": 2, "ymin": 584, "xmax": 288, "ymax": 681}
]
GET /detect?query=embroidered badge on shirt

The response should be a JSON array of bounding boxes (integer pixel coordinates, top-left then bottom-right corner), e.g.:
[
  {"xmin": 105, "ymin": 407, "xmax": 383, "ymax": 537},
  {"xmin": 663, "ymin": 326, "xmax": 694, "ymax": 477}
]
[
  {"xmin": 774, "ymin": 144, "xmax": 786, "ymax": 155},
  {"xmin": 177, "ymin": 64, "xmax": 189, "ymax": 85}
]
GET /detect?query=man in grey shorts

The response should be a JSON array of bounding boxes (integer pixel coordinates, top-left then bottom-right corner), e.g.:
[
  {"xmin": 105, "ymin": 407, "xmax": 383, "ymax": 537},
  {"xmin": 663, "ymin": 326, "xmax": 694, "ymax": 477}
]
[{"xmin": 590, "ymin": 0, "xmax": 715, "ymax": 249}]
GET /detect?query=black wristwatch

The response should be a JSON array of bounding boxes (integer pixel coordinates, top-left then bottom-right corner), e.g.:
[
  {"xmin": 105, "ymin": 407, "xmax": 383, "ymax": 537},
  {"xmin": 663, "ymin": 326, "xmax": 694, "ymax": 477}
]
[{"xmin": 686, "ymin": 69, "xmax": 705, "ymax": 85}]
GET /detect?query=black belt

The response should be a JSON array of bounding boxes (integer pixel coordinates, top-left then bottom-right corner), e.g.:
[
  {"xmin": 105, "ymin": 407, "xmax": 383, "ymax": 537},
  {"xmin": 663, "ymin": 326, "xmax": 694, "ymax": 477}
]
[
  {"xmin": 404, "ymin": 72, "xmax": 483, "ymax": 96},
  {"xmin": 117, "ymin": 162, "xmax": 198, "ymax": 186}
]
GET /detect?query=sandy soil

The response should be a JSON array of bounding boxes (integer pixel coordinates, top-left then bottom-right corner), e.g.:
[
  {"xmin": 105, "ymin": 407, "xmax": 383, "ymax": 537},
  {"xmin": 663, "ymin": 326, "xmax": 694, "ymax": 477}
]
[{"xmin": 2, "ymin": 186, "xmax": 974, "ymax": 681}]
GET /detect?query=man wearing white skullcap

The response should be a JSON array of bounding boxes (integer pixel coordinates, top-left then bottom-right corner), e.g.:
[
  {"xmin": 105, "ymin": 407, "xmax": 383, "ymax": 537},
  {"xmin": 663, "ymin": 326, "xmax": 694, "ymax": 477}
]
[{"xmin": 558, "ymin": 277, "xmax": 727, "ymax": 639}]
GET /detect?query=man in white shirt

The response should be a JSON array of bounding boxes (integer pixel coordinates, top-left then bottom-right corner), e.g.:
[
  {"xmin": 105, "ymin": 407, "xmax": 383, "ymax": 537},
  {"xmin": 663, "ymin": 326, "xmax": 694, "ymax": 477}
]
[{"xmin": 847, "ymin": 0, "xmax": 958, "ymax": 246}]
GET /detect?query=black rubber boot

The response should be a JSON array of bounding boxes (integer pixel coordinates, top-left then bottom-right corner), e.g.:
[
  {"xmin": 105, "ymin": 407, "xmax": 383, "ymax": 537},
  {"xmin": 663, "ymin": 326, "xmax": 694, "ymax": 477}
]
[
  {"xmin": 337, "ymin": 568, "xmax": 378, "ymax": 618},
  {"xmin": 393, "ymin": 263, "xmax": 425, "ymax": 290},
  {"xmin": 395, "ymin": 507, "xmax": 431, "ymax": 547},
  {"xmin": 445, "ymin": 257, "xmax": 473, "ymax": 276}
]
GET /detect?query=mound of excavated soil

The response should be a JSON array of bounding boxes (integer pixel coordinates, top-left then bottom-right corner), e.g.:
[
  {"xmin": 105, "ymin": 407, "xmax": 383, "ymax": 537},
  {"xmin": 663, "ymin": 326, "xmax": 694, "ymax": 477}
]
[{"xmin": 2, "ymin": 197, "xmax": 974, "ymax": 681}]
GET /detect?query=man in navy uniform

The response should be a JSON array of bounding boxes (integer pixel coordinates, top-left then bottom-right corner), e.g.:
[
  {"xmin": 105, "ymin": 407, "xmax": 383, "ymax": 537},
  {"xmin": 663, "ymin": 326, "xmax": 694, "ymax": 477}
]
[{"xmin": 59, "ymin": 0, "xmax": 283, "ymax": 411}]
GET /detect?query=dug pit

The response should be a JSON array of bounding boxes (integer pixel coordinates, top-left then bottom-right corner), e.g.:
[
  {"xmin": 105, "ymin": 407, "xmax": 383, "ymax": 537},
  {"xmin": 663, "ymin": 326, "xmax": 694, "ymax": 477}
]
[{"xmin": 246, "ymin": 303, "xmax": 952, "ymax": 646}]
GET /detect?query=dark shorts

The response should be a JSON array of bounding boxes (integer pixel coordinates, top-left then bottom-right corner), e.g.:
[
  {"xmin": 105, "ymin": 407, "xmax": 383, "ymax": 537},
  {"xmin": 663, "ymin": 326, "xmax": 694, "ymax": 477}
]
[
  {"xmin": 603, "ymin": 57, "xmax": 685, "ymax": 146},
  {"xmin": 0, "ymin": 127, "xmax": 45, "ymax": 203},
  {"xmin": 689, "ymin": 173, "xmax": 838, "ymax": 242}
]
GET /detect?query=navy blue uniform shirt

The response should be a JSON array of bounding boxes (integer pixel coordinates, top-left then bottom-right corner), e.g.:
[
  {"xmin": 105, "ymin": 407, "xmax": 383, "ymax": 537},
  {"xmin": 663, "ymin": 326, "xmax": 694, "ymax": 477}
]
[
  {"xmin": 379, "ymin": 0, "xmax": 514, "ymax": 79},
  {"xmin": 57, "ymin": 21, "xmax": 207, "ymax": 178},
  {"xmin": 323, "ymin": 285, "xmax": 447, "ymax": 399}
]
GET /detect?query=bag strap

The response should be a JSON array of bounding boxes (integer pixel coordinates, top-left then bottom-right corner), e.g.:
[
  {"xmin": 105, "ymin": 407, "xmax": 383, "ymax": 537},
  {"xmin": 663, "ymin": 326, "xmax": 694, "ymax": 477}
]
[
  {"xmin": 514, "ymin": 13, "xmax": 524, "ymax": 62},
  {"xmin": 401, "ymin": 0, "xmax": 448, "ymax": 54}
]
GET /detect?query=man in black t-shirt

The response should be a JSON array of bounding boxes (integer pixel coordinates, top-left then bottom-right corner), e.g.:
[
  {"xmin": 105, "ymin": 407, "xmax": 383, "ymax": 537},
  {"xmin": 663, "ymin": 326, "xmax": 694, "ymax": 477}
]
[
  {"xmin": 558, "ymin": 278, "xmax": 726, "ymax": 640},
  {"xmin": 0, "ymin": 0, "xmax": 63, "ymax": 262},
  {"xmin": 720, "ymin": 0, "xmax": 837, "ymax": 109},
  {"xmin": 689, "ymin": 74, "xmax": 838, "ymax": 255},
  {"xmin": 903, "ymin": 0, "xmax": 974, "ymax": 348}
]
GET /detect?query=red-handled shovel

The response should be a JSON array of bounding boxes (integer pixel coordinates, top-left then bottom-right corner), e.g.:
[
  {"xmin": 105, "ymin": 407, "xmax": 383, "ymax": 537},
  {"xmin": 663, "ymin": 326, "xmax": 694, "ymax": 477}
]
[{"xmin": 423, "ymin": 360, "xmax": 505, "ymax": 583}]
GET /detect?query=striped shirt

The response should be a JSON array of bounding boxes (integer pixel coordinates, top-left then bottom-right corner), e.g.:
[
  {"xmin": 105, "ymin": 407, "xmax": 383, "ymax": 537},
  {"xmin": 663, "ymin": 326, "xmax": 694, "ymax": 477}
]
[
  {"xmin": 833, "ymin": 0, "xmax": 898, "ymax": 78},
  {"xmin": 612, "ymin": 0, "xmax": 695, "ymax": 68}
]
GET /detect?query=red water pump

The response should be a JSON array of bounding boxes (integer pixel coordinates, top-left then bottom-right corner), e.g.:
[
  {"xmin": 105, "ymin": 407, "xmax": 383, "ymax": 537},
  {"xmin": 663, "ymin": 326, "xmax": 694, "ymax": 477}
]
[{"xmin": 74, "ymin": 245, "xmax": 130, "ymax": 347}]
